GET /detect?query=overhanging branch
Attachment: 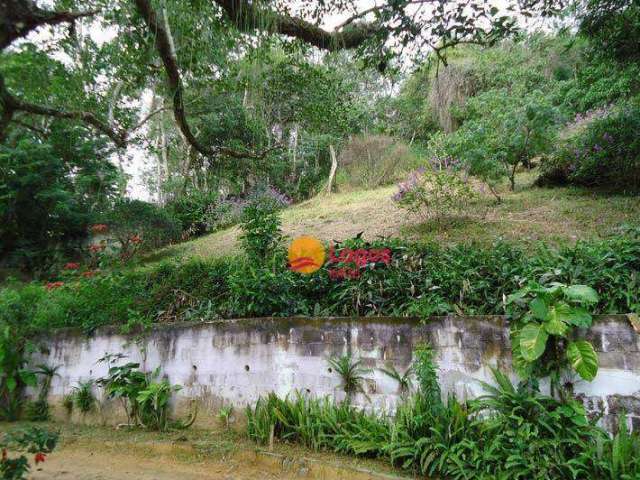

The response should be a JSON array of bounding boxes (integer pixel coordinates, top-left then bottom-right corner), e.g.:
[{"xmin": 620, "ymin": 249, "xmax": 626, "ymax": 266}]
[
  {"xmin": 134, "ymin": 0, "xmax": 279, "ymax": 160},
  {"xmin": 0, "ymin": 73, "xmax": 127, "ymax": 147},
  {"xmin": 213, "ymin": 0, "xmax": 380, "ymax": 51},
  {"xmin": 0, "ymin": 0, "xmax": 99, "ymax": 51}
]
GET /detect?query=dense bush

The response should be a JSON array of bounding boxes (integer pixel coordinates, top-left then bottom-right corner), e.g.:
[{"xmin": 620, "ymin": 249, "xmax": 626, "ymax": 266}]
[
  {"xmin": 0, "ymin": 232, "xmax": 638, "ymax": 335},
  {"xmin": 101, "ymin": 199, "xmax": 182, "ymax": 257},
  {"xmin": 165, "ymin": 191, "xmax": 221, "ymax": 239},
  {"xmin": 538, "ymin": 100, "xmax": 640, "ymax": 190}
]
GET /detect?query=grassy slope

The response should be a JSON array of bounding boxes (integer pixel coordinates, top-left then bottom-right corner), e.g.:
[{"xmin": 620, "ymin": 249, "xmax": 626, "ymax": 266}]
[{"xmin": 149, "ymin": 172, "xmax": 640, "ymax": 264}]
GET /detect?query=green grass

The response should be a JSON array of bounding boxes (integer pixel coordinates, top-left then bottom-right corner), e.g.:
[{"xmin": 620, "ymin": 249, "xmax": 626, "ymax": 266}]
[{"xmin": 147, "ymin": 171, "xmax": 640, "ymax": 263}]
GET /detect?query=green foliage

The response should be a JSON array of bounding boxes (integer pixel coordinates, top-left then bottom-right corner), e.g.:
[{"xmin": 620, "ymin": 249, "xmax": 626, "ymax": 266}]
[
  {"xmin": 137, "ymin": 379, "xmax": 181, "ymax": 431},
  {"xmin": 0, "ymin": 134, "xmax": 118, "ymax": 274},
  {"xmin": 0, "ymin": 327, "xmax": 36, "ymax": 421},
  {"xmin": 327, "ymin": 355, "xmax": 370, "ymax": 402},
  {"xmin": 0, "ymin": 426, "xmax": 58, "ymax": 480},
  {"xmin": 102, "ymin": 199, "xmax": 181, "ymax": 260},
  {"xmin": 165, "ymin": 191, "xmax": 221, "ymax": 239},
  {"xmin": 378, "ymin": 364, "xmax": 413, "ymax": 398},
  {"xmin": 239, "ymin": 188, "xmax": 287, "ymax": 264},
  {"xmin": 411, "ymin": 344, "xmax": 441, "ymax": 406},
  {"xmin": 247, "ymin": 362, "xmax": 621, "ymax": 479},
  {"xmin": 23, "ymin": 364, "xmax": 58, "ymax": 422},
  {"xmin": 507, "ymin": 283, "xmax": 600, "ymax": 392},
  {"xmin": 97, "ymin": 355, "xmax": 188, "ymax": 431},
  {"xmin": 447, "ymin": 89, "xmax": 560, "ymax": 192},
  {"xmin": 393, "ymin": 168, "xmax": 476, "ymax": 220},
  {"xmin": 538, "ymin": 100, "xmax": 640, "ymax": 191},
  {"xmin": 72, "ymin": 380, "xmax": 96, "ymax": 414},
  {"xmin": 1, "ymin": 233, "xmax": 638, "ymax": 336}
]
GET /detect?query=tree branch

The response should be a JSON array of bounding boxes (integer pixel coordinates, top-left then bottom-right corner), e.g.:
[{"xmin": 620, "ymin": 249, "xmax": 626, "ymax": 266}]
[
  {"xmin": 0, "ymin": 0, "xmax": 99, "ymax": 51},
  {"xmin": 133, "ymin": 0, "xmax": 278, "ymax": 160},
  {"xmin": 213, "ymin": 0, "xmax": 380, "ymax": 51},
  {"xmin": 0, "ymin": 73, "xmax": 127, "ymax": 147}
]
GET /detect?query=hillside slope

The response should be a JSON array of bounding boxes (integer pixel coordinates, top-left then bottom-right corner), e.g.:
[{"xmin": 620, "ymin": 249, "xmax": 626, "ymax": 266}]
[{"xmin": 150, "ymin": 174, "xmax": 640, "ymax": 262}]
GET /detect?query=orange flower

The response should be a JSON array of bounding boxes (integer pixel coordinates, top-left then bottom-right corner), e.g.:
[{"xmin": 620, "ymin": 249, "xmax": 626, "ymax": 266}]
[{"xmin": 81, "ymin": 270, "xmax": 96, "ymax": 278}]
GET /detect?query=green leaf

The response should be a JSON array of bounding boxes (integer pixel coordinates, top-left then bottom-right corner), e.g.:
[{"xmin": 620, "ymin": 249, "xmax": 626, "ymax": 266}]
[
  {"xmin": 555, "ymin": 304, "xmax": 592, "ymax": 328},
  {"xmin": 519, "ymin": 323, "xmax": 549, "ymax": 362},
  {"xmin": 567, "ymin": 341, "xmax": 599, "ymax": 381},
  {"xmin": 529, "ymin": 297, "xmax": 549, "ymax": 321},
  {"xmin": 6, "ymin": 377, "xmax": 16, "ymax": 392},
  {"xmin": 564, "ymin": 285, "xmax": 599, "ymax": 304},
  {"xmin": 545, "ymin": 307, "xmax": 569, "ymax": 336}
]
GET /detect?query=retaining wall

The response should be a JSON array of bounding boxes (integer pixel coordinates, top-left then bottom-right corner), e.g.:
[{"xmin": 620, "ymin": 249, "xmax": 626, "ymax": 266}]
[{"xmin": 33, "ymin": 315, "xmax": 640, "ymax": 431}]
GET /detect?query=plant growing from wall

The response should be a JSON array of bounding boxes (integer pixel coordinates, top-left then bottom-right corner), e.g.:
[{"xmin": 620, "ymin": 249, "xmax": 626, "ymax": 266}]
[
  {"xmin": 506, "ymin": 283, "xmax": 600, "ymax": 396},
  {"xmin": 378, "ymin": 364, "xmax": 413, "ymax": 398},
  {"xmin": 327, "ymin": 354, "xmax": 371, "ymax": 403},
  {"xmin": 0, "ymin": 426, "xmax": 58, "ymax": 480}
]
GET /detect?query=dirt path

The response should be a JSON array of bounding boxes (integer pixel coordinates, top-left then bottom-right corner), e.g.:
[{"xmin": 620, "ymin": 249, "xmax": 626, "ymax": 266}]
[{"xmin": 32, "ymin": 443, "xmax": 295, "ymax": 480}]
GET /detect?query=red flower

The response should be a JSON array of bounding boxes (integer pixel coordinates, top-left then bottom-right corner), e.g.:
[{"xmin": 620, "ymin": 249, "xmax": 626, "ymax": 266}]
[
  {"xmin": 63, "ymin": 262, "xmax": 80, "ymax": 270},
  {"xmin": 89, "ymin": 244, "xmax": 105, "ymax": 253},
  {"xmin": 45, "ymin": 281, "xmax": 64, "ymax": 290},
  {"xmin": 91, "ymin": 224, "xmax": 108, "ymax": 234},
  {"xmin": 130, "ymin": 234, "xmax": 142, "ymax": 244},
  {"xmin": 81, "ymin": 270, "xmax": 96, "ymax": 278},
  {"xmin": 34, "ymin": 452, "xmax": 46, "ymax": 464}
]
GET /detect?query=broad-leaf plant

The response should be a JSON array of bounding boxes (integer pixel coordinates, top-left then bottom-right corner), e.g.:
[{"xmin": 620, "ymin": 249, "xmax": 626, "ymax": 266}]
[{"xmin": 506, "ymin": 283, "xmax": 600, "ymax": 396}]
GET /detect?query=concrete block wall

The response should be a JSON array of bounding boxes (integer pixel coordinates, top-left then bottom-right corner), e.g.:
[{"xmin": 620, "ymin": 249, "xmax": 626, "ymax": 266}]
[{"xmin": 33, "ymin": 315, "xmax": 640, "ymax": 431}]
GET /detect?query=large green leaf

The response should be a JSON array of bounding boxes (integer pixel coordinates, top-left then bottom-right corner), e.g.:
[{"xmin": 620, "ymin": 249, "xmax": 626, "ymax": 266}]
[
  {"xmin": 564, "ymin": 285, "xmax": 599, "ymax": 304},
  {"xmin": 567, "ymin": 341, "xmax": 599, "ymax": 381},
  {"xmin": 529, "ymin": 297, "xmax": 549, "ymax": 321},
  {"xmin": 519, "ymin": 323, "xmax": 549, "ymax": 362},
  {"xmin": 555, "ymin": 304, "xmax": 592, "ymax": 328},
  {"xmin": 545, "ymin": 307, "xmax": 569, "ymax": 336}
]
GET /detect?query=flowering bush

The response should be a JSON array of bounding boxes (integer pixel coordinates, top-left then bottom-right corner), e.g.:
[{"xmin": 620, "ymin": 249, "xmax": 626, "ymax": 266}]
[
  {"xmin": 393, "ymin": 168, "xmax": 476, "ymax": 221},
  {"xmin": 538, "ymin": 100, "xmax": 640, "ymax": 190}
]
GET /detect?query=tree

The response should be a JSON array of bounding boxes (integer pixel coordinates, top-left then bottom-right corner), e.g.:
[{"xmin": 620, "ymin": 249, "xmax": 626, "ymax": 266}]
[{"xmin": 1, "ymin": 0, "xmax": 564, "ymax": 160}]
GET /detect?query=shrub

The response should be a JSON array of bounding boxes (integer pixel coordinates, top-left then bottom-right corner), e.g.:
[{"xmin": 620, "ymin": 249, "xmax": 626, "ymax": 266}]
[
  {"xmin": 247, "ymin": 363, "xmax": 616, "ymax": 479},
  {"xmin": 239, "ymin": 186, "xmax": 289, "ymax": 264},
  {"xmin": 101, "ymin": 199, "xmax": 181, "ymax": 260},
  {"xmin": 538, "ymin": 100, "xmax": 640, "ymax": 191},
  {"xmin": 165, "ymin": 191, "xmax": 220, "ymax": 239},
  {"xmin": 392, "ymin": 167, "xmax": 476, "ymax": 221}
]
